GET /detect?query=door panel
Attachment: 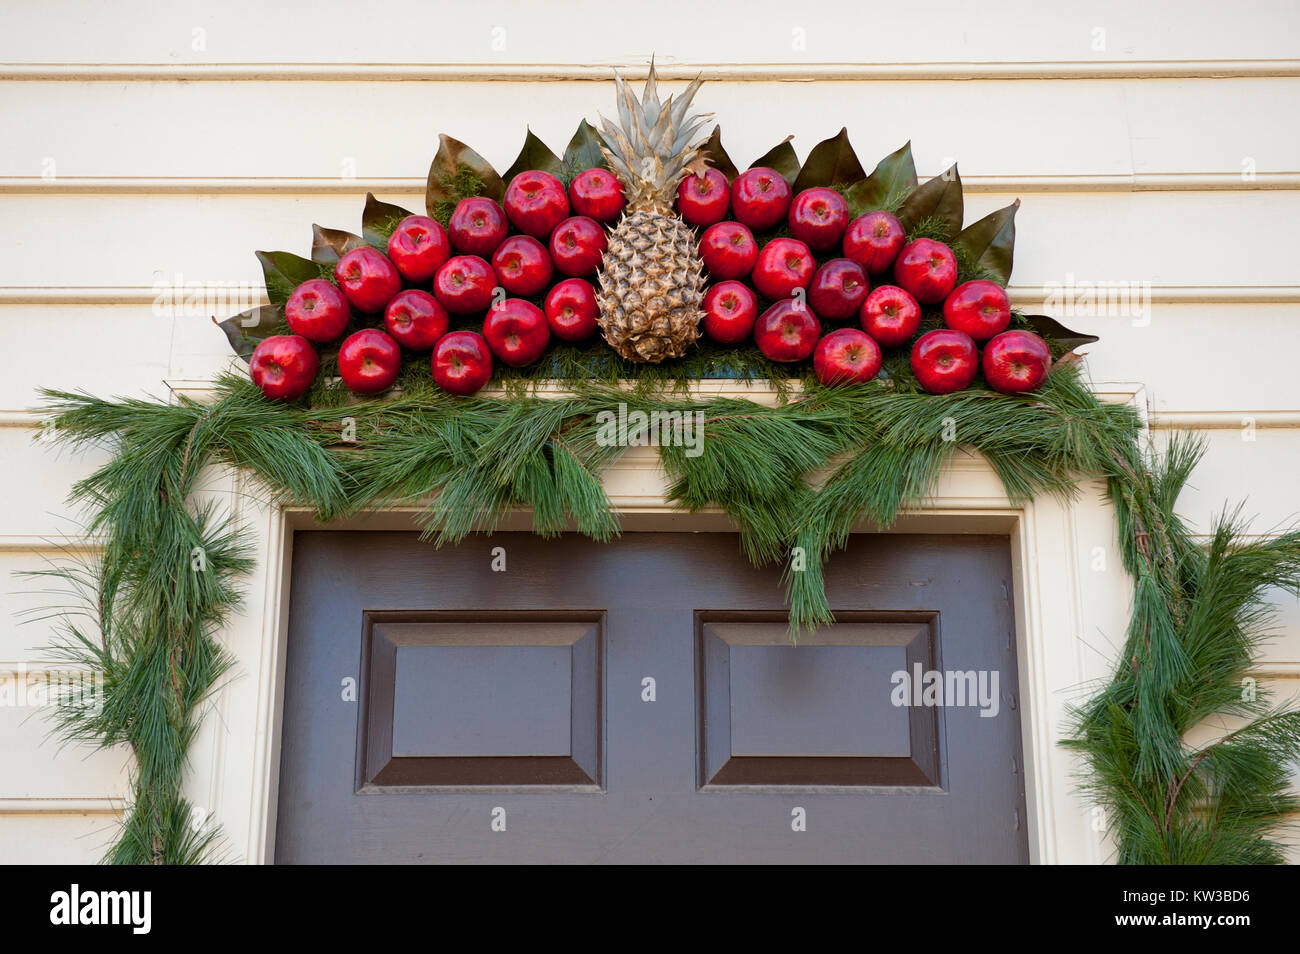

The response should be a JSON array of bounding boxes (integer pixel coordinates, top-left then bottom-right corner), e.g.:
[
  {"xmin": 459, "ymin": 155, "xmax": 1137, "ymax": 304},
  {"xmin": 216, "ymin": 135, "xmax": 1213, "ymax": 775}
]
[{"xmin": 275, "ymin": 531, "xmax": 1029, "ymax": 864}]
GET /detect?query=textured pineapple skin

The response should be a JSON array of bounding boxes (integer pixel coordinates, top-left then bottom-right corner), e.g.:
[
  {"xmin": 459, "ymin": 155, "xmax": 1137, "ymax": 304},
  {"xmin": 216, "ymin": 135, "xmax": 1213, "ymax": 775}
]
[{"xmin": 596, "ymin": 208, "xmax": 706, "ymax": 363}]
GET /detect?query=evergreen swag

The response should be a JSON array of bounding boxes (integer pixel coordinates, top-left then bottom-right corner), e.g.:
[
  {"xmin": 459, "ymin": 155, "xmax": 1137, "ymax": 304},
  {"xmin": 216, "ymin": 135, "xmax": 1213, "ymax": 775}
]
[{"xmin": 29, "ymin": 126, "xmax": 1300, "ymax": 865}]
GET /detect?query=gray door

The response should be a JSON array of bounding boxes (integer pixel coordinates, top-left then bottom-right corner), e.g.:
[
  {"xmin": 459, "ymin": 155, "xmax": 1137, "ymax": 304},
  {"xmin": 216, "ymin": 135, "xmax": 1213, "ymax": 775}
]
[{"xmin": 275, "ymin": 531, "xmax": 1029, "ymax": 863}]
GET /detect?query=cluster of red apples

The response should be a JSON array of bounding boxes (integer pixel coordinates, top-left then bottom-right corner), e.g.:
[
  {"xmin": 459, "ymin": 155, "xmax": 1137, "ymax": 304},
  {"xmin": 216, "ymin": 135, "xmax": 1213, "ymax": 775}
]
[
  {"xmin": 250, "ymin": 167, "xmax": 625, "ymax": 400},
  {"xmin": 681, "ymin": 166, "xmax": 1051, "ymax": 394}
]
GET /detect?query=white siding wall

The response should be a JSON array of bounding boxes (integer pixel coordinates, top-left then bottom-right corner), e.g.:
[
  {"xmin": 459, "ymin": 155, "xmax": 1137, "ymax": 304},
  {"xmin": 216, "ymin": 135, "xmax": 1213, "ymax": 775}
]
[{"xmin": 1, "ymin": 0, "xmax": 1297, "ymax": 862}]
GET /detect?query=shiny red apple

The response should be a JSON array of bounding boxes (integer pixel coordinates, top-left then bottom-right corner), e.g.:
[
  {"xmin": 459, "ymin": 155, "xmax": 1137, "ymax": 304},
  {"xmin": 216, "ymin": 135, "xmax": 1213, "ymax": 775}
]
[
  {"xmin": 482, "ymin": 298, "xmax": 550, "ymax": 367},
  {"xmin": 386, "ymin": 214, "xmax": 450, "ymax": 283},
  {"xmin": 337, "ymin": 328, "xmax": 402, "ymax": 395},
  {"xmin": 942, "ymin": 279, "xmax": 1012, "ymax": 342},
  {"xmin": 752, "ymin": 238, "xmax": 815, "ymax": 301},
  {"xmin": 491, "ymin": 235, "xmax": 553, "ymax": 297},
  {"xmin": 789, "ymin": 187, "xmax": 849, "ymax": 251},
  {"xmin": 448, "ymin": 197, "xmax": 509, "ymax": 257},
  {"xmin": 731, "ymin": 167, "xmax": 792, "ymax": 231},
  {"xmin": 982, "ymin": 330, "xmax": 1051, "ymax": 394},
  {"xmin": 843, "ymin": 211, "xmax": 906, "ymax": 274},
  {"xmin": 703, "ymin": 281, "xmax": 759, "ymax": 344},
  {"xmin": 383, "ymin": 289, "xmax": 449, "ymax": 351},
  {"xmin": 568, "ymin": 168, "xmax": 625, "ymax": 223},
  {"xmin": 544, "ymin": 278, "xmax": 600, "ymax": 342},
  {"xmin": 432, "ymin": 331, "xmax": 493, "ymax": 395},
  {"xmin": 285, "ymin": 279, "xmax": 350, "ymax": 343},
  {"xmin": 808, "ymin": 258, "xmax": 869, "ymax": 321},
  {"xmin": 334, "ymin": 246, "xmax": 402, "ymax": 313},
  {"xmin": 433, "ymin": 255, "xmax": 496, "ymax": 314},
  {"xmin": 813, "ymin": 328, "xmax": 882, "ymax": 386},
  {"xmin": 860, "ymin": 285, "xmax": 922, "ymax": 347},
  {"xmin": 754, "ymin": 300, "xmax": 821, "ymax": 362},
  {"xmin": 549, "ymin": 216, "xmax": 608, "ymax": 278},
  {"xmin": 249, "ymin": 335, "xmax": 318, "ymax": 402},
  {"xmin": 676, "ymin": 168, "xmax": 730, "ymax": 227},
  {"xmin": 699, "ymin": 221, "xmax": 757, "ymax": 280},
  {"xmin": 910, "ymin": 328, "xmax": 978, "ymax": 394},
  {"xmin": 503, "ymin": 169, "xmax": 570, "ymax": 238},
  {"xmin": 894, "ymin": 238, "xmax": 958, "ymax": 304}
]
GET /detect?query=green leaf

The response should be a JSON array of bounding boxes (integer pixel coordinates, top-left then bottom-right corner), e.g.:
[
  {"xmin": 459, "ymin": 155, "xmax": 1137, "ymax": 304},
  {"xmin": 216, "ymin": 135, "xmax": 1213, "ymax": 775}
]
[
  {"xmin": 215, "ymin": 304, "xmax": 286, "ymax": 362},
  {"xmin": 896, "ymin": 165, "xmax": 963, "ymax": 239},
  {"xmin": 503, "ymin": 128, "xmax": 564, "ymax": 184},
  {"xmin": 310, "ymin": 224, "xmax": 367, "ymax": 267},
  {"xmin": 1023, "ymin": 314, "xmax": 1100, "ymax": 351},
  {"xmin": 255, "ymin": 250, "xmax": 326, "ymax": 306},
  {"xmin": 792, "ymin": 127, "xmax": 866, "ymax": 193},
  {"xmin": 954, "ymin": 199, "xmax": 1019, "ymax": 285},
  {"xmin": 844, "ymin": 141, "xmax": 918, "ymax": 217},
  {"xmin": 699, "ymin": 125, "xmax": 739, "ymax": 182},
  {"xmin": 362, "ymin": 193, "xmax": 415, "ymax": 249},
  {"xmin": 426, "ymin": 134, "xmax": 505, "ymax": 217},
  {"xmin": 749, "ymin": 136, "xmax": 800, "ymax": 185},
  {"xmin": 561, "ymin": 120, "xmax": 607, "ymax": 182}
]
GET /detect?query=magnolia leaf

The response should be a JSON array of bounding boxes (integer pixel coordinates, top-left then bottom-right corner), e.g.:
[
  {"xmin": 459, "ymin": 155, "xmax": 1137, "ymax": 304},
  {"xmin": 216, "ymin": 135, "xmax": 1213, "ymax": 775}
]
[
  {"xmin": 215, "ymin": 304, "xmax": 286, "ymax": 362},
  {"xmin": 792, "ymin": 127, "xmax": 866, "ymax": 192},
  {"xmin": 426, "ymin": 134, "xmax": 505, "ymax": 215},
  {"xmin": 954, "ymin": 200, "xmax": 1019, "ymax": 284},
  {"xmin": 1023, "ymin": 314, "xmax": 1100, "ymax": 352},
  {"xmin": 503, "ymin": 128, "xmax": 564, "ymax": 184},
  {"xmin": 311, "ymin": 224, "xmax": 367, "ymax": 266},
  {"xmin": 255, "ymin": 250, "xmax": 325, "ymax": 306},
  {"xmin": 896, "ymin": 165, "xmax": 963, "ymax": 239},
  {"xmin": 844, "ymin": 141, "xmax": 918, "ymax": 216},
  {"xmin": 562, "ymin": 119, "xmax": 607, "ymax": 181},
  {"xmin": 698, "ymin": 126, "xmax": 740, "ymax": 182},
  {"xmin": 362, "ymin": 193, "xmax": 415, "ymax": 248},
  {"xmin": 749, "ymin": 135, "xmax": 800, "ymax": 185}
]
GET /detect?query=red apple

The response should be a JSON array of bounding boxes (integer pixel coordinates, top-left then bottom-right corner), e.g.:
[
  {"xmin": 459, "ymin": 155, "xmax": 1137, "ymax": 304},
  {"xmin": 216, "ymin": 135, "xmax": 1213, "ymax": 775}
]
[
  {"xmin": 789, "ymin": 187, "xmax": 849, "ymax": 251},
  {"xmin": 703, "ymin": 281, "xmax": 759, "ymax": 344},
  {"xmin": 386, "ymin": 215, "xmax": 450, "ymax": 283},
  {"xmin": 699, "ymin": 221, "xmax": 757, "ymax": 280},
  {"xmin": 754, "ymin": 300, "xmax": 821, "ymax": 362},
  {"xmin": 503, "ymin": 169, "xmax": 570, "ymax": 238},
  {"xmin": 808, "ymin": 258, "xmax": 869, "ymax": 321},
  {"xmin": 942, "ymin": 279, "xmax": 1011, "ymax": 342},
  {"xmin": 432, "ymin": 330, "xmax": 493, "ymax": 395},
  {"xmin": 568, "ymin": 168, "xmax": 625, "ymax": 223},
  {"xmin": 383, "ymin": 289, "xmax": 449, "ymax": 351},
  {"xmin": 982, "ymin": 329, "xmax": 1051, "ymax": 394},
  {"xmin": 483, "ymin": 298, "xmax": 551, "ymax": 367},
  {"xmin": 249, "ymin": 335, "xmax": 318, "ymax": 402},
  {"xmin": 434, "ymin": 255, "xmax": 496, "ymax": 314},
  {"xmin": 337, "ymin": 328, "xmax": 402, "ymax": 395},
  {"xmin": 334, "ymin": 246, "xmax": 402, "ymax": 313},
  {"xmin": 448, "ymin": 197, "xmax": 509, "ymax": 257},
  {"xmin": 752, "ymin": 238, "xmax": 815, "ymax": 301},
  {"xmin": 910, "ymin": 329, "xmax": 979, "ymax": 394},
  {"xmin": 676, "ymin": 168, "xmax": 730, "ymax": 227},
  {"xmin": 894, "ymin": 238, "xmax": 958, "ymax": 304},
  {"xmin": 544, "ymin": 278, "xmax": 600, "ymax": 342},
  {"xmin": 731, "ymin": 167, "xmax": 792, "ymax": 231},
  {"xmin": 813, "ymin": 328, "xmax": 882, "ymax": 386},
  {"xmin": 860, "ymin": 285, "xmax": 922, "ymax": 348},
  {"xmin": 843, "ymin": 211, "xmax": 906, "ymax": 274},
  {"xmin": 491, "ymin": 235, "xmax": 553, "ymax": 297},
  {"xmin": 285, "ymin": 279, "xmax": 350, "ymax": 343},
  {"xmin": 549, "ymin": 216, "xmax": 608, "ymax": 278}
]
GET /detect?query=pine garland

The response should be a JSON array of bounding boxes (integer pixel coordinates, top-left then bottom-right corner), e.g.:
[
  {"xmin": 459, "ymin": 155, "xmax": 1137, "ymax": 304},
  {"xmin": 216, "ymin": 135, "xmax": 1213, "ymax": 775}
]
[{"xmin": 32, "ymin": 363, "xmax": 1300, "ymax": 864}]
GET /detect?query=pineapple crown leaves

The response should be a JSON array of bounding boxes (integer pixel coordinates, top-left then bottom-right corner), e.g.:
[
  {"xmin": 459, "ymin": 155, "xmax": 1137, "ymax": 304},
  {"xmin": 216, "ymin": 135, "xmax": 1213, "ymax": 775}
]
[{"xmin": 597, "ymin": 58, "xmax": 713, "ymax": 207}]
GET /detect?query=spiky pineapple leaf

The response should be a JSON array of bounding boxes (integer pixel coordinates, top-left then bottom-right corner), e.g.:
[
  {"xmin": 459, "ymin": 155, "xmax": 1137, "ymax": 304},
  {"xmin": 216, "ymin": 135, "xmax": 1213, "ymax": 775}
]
[
  {"xmin": 896, "ymin": 165, "xmax": 963, "ymax": 239},
  {"xmin": 954, "ymin": 200, "xmax": 1019, "ymax": 285},
  {"xmin": 310, "ymin": 224, "xmax": 367, "ymax": 266},
  {"xmin": 362, "ymin": 193, "xmax": 415, "ymax": 249},
  {"xmin": 749, "ymin": 136, "xmax": 800, "ymax": 185},
  {"xmin": 562, "ymin": 119, "xmax": 607, "ymax": 182},
  {"xmin": 699, "ymin": 126, "xmax": 739, "ymax": 182},
  {"xmin": 792, "ymin": 127, "xmax": 866, "ymax": 193},
  {"xmin": 255, "ymin": 250, "xmax": 326, "ymax": 306},
  {"xmin": 215, "ymin": 304, "xmax": 287, "ymax": 362},
  {"xmin": 844, "ymin": 141, "xmax": 918, "ymax": 216},
  {"xmin": 426, "ymin": 134, "xmax": 505, "ymax": 217},
  {"xmin": 503, "ymin": 128, "xmax": 564, "ymax": 184}
]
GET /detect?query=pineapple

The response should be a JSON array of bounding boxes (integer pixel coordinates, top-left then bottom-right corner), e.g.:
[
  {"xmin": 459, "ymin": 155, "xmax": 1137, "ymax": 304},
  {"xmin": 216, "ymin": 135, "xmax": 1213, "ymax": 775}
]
[{"xmin": 595, "ymin": 63, "xmax": 712, "ymax": 363}]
